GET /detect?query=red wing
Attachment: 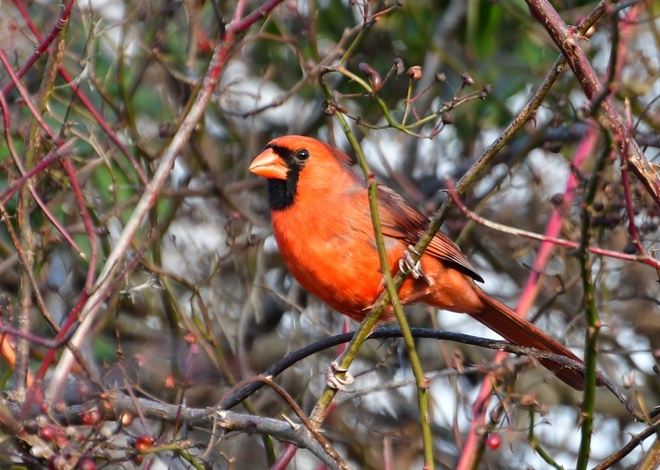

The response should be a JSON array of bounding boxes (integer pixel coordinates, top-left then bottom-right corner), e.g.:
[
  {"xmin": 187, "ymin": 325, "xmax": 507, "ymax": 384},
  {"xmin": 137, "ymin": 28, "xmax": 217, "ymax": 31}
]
[{"xmin": 376, "ymin": 185, "xmax": 484, "ymax": 282}]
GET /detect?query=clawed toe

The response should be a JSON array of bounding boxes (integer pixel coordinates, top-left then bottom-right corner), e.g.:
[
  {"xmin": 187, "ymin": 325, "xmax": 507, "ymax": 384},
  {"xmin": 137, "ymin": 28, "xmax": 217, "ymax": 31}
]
[
  {"xmin": 399, "ymin": 245, "xmax": 434, "ymax": 286},
  {"xmin": 326, "ymin": 361, "xmax": 355, "ymax": 391}
]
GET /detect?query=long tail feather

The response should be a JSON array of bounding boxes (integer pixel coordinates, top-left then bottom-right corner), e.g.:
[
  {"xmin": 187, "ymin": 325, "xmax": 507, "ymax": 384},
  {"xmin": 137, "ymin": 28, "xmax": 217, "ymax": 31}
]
[{"xmin": 471, "ymin": 289, "xmax": 586, "ymax": 390}]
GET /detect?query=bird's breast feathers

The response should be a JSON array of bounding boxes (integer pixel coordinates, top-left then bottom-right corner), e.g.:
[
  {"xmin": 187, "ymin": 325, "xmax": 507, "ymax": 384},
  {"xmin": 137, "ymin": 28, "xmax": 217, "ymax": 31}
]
[{"xmin": 270, "ymin": 199, "xmax": 390, "ymax": 315}]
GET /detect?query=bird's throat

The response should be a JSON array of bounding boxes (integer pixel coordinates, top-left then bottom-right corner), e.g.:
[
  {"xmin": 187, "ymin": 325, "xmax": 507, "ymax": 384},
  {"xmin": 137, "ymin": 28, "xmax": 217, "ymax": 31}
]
[{"xmin": 267, "ymin": 176, "xmax": 298, "ymax": 211}]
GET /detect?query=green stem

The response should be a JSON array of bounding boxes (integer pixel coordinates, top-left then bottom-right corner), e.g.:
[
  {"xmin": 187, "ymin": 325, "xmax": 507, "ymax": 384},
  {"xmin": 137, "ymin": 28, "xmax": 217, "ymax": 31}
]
[
  {"xmin": 528, "ymin": 409, "xmax": 565, "ymax": 469},
  {"xmin": 311, "ymin": 78, "xmax": 435, "ymax": 469},
  {"xmin": 575, "ymin": 133, "xmax": 610, "ymax": 469},
  {"xmin": 335, "ymin": 66, "xmax": 486, "ymax": 136},
  {"xmin": 336, "ymin": 66, "xmax": 411, "ymax": 134},
  {"xmin": 401, "ymin": 76, "xmax": 415, "ymax": 126},
  {"xmin": 365, "ymin": 179, "xmax": 435, "ymax": 469}
]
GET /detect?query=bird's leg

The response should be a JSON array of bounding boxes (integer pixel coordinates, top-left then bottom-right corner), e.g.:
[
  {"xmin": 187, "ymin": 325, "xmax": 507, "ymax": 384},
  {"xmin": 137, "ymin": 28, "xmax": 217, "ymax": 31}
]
[
  {"xmin": 399, "ymin": 245, "xmax": 435, "ymax": 286},
  {"xmin": 326, "ymin": 361, "xmax": 354, "ymax": 391}
]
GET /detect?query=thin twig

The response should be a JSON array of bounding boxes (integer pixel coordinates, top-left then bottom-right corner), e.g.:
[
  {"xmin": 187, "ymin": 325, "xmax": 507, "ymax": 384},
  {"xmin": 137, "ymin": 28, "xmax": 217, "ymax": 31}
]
[
  {"xmin": 525, "ymin": 0, "xmax": 660, "ymax": 205},
  {"xmin": 445, "ymin": 180, "xmax": 660, "ymax": 270}
]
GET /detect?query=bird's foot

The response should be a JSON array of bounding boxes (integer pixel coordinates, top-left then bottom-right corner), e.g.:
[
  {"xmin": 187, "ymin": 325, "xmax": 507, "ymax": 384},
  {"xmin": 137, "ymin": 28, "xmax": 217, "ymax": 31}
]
[
  {"xmin": 399, "ymin": 245, "xmax": 435, "ymax": 286},
  {"xmin": 326, "ymin": 361, "xmax": 354, "ymax": 391}
]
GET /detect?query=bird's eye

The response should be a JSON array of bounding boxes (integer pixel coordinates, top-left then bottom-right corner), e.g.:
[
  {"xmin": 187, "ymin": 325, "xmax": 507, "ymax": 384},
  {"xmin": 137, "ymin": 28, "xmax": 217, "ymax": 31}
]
[{"xmin": 295, "ymin": 149, "xmax": 309, "ymax": 161}]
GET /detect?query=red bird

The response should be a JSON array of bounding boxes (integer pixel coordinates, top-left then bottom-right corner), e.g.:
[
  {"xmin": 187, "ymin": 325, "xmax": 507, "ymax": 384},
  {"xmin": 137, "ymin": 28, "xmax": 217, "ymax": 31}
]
[{"xmin": 249, "ymin": 135, "xmax": 586, "ymax": 390}]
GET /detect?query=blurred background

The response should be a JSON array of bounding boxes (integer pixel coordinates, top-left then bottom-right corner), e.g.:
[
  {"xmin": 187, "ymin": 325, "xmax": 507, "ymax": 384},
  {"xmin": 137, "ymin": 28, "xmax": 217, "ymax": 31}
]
[{"xmin": 0, "ymin": 0, "xmax": 659, "ymax": 468}]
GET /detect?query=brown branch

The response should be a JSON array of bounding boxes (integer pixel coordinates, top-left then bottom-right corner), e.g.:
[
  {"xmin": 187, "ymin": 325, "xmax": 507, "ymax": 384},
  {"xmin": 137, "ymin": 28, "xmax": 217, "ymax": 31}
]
[
  {"xmin": 2, "ymin": 391, "xmax": 342, "ymax": 470},
  {"xmin": 222, "ymin": 376, "xmax": 349, "ymax": 470},
  {"xmin": 593, "ymin": 419, "xmax": 660, "ymax": 470},
  {"xmin": 43, "ymin": 3, "xmax": 247, "ymax": 401},
  {"xmin": 524, "ymin": 0, "xmax": 660, "ymax": 206}
]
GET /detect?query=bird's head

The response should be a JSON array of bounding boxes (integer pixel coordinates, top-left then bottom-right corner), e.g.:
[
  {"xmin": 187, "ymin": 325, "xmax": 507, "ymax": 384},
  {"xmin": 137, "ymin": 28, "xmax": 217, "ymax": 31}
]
[{"xmin": 249, "ymin": 135, "xmax": 354, "ymax": 210}]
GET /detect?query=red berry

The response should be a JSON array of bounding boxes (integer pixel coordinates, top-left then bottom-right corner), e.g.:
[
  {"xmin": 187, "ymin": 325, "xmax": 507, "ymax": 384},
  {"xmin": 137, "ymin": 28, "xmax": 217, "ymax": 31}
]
[
  {"xmin": 486, "ymin": 434, "xmax": 501, "ymax": 450},
  {"xmin": 40, "ymin": 425, "xmax": 57, "ymax": 442},
  {"xmin": 134, "ymin": 435, "xmax": 155, "ymax": 451},
  {"xmin": 78, "ymin": 459, "xmax": 96, "ymax": 470},
  {"xmin": 82, "ymin": 409, "xmax": 101, "ymax": 426}
]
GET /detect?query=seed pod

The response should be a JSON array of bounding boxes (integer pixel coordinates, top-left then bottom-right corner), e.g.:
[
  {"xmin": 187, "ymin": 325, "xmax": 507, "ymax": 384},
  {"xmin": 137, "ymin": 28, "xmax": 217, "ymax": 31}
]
[
  {"xmin": 359, "ymin": 62, "xmax": 375, "ymax": 77},
  {"xmin": 360, "ymin": 63, "xmax": 382, "ymax": 90},
  {"xmin": 407, "ymin": 66, "xmax": 422, "ymax": 80},
  {"xmin": 461, "ymin": 72, "xmax": 474, "ymax": 86}
]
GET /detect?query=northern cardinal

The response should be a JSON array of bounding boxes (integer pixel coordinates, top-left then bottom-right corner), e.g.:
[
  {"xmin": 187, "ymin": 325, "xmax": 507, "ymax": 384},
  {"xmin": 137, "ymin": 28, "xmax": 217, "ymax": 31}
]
[{"xmin": 249, "ymin": 135, "xmax": 586, "ymax": 390}]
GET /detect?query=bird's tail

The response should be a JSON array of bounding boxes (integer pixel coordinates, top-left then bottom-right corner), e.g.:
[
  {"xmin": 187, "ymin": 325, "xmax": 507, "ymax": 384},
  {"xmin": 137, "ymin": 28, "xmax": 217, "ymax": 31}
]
[{"xmin": 470, "ymin": 289, "xmax": 587, "ymax": 390}]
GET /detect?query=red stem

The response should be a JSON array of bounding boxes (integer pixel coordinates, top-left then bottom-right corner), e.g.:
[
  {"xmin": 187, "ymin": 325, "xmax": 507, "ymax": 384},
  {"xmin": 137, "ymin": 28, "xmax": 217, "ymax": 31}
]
[
  {"xmin": 60, "ymin": 157, "xmax": 99, "ymax": 292},
  {"xmin": 4, "ymin": 0, "xmax": 76, "ymax": 92},
  {"xmin": 456, "ymin": 125, "xmax": 599, "ymax": 470},
  {"xmin": 525, "ymin": 0, "xmax": 660, "ymax": 205},
  {"xmin": 226, "ymin": 0, "xmax": 285, "ymax": 34},
  {"xmin": 9, "ymin": 0, "xmax": 148, "ymax": 185}
]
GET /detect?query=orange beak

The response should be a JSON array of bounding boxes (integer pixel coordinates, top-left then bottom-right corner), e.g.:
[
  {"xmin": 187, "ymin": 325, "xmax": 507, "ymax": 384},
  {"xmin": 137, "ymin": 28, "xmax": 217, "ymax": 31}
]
[{"xmin": 249, "ymin": 148, "xmax": 289, "ymax": 180}]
